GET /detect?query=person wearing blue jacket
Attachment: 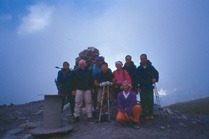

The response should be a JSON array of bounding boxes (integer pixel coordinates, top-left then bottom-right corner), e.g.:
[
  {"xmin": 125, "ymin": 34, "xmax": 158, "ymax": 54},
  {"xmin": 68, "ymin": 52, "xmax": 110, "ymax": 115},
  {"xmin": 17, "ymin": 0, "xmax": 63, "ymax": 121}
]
[
  {"xmin": 91, "ymin": 56, "xmax": 102, "ymax": 112},
  {"xmin": 56, "ymin": 62, "xmax": 75, "ymax": 115},
  {"xmin": 136, "ymin": 54, "xmax": 159, "ymax": 120}
]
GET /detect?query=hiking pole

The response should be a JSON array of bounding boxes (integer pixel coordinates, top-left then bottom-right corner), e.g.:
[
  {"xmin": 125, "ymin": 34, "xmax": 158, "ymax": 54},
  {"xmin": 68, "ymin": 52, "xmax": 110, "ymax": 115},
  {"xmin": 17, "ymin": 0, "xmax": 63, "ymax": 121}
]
[
  {"xmin": 106, "ymin": 81, "xmax": 113, "ymax": 122},
  {"xmin": 154, "ymin": 83, "xmax": 161, "ymax": 107},
  {"xmin": 55, "ymin": 66, "xmax": 62, "ymax": 69},
  {"xmin": 107, "ymin": 85, "xmax": 111, "ymax": 122},
  {"xmin": 99, "ymin": 85, "xmax": 105, "ymax": 123},
  {"xmin": 55, "ymin": 66, "xmax": 72, "ymax": 70}
]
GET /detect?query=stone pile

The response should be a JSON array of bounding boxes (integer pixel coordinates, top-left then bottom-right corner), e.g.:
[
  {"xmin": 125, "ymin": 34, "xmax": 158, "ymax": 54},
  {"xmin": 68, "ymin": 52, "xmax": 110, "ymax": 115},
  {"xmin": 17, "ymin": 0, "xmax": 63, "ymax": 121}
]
[{"xmin": 75, "ymin": 47, "xmax": 100, "ymax": 69}]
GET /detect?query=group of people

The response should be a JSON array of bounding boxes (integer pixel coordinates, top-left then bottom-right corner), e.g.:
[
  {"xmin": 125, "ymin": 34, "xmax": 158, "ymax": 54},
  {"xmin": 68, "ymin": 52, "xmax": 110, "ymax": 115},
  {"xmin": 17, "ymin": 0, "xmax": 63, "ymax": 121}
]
[{"xmin": 56, "ymin": 54, "xmax": 159, "ymax": 128}]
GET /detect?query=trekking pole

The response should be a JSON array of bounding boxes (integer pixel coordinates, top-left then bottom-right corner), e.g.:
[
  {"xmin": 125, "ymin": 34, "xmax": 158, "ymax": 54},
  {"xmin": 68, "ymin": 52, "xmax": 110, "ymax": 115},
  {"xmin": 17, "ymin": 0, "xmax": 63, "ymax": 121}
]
[
  {"xmin": 107, "ymin": 85, "xmax": 110, "ymax": 122},
  {"xmin": 99, "ymin": 86, "xmax": 105, "ymax": 122},
  {"xmin": 154, "ymin": 83, "xmax": 161, "ymax": 107},
  {"xmin": 55, "ymin": 66, "xmax": 62, "ymax": 69}
]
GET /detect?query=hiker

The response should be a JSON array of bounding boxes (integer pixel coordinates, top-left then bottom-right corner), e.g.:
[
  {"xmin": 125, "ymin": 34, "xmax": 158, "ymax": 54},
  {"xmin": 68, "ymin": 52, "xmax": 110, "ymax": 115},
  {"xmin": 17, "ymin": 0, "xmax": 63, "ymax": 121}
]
[
  {"xmin": 136, "ymin": 54, "xmax": 159, "ymax": 120},
  {"xmin": 113, "ymin": 61, "xmax": 131, "ymax": 100},
  {"xmin": 123, "ymin": 55, "xmax": 137, "ymax": 91},
  {"xmin": 91, "ymin": 56, "xmax": 102, "ymax": 79},
  {"xmin": 116, "ymin": 81, "xmax": 142, "ymax": 129},
  {"xmin": 71, "ymin": 59, "xmax": 94, "ymax": 123},
  {"xmin": 94, "ymin": 62, "xmax": 114, "ymax": 120},
  {"xmin": 91, "ymin": 56, "xmax": 102, "ymax": 112},
  {"xmin": 56, "ymin": 62, "xmax": 75, "ymax": 115}
]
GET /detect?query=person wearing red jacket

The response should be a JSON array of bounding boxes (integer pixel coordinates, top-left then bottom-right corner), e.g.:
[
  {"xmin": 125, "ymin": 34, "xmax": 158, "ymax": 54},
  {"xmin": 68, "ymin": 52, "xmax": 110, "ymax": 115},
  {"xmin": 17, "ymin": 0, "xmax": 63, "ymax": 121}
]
[{"xmin": 113, "ymin": 61, "xmax": 132, "ymax": 100}]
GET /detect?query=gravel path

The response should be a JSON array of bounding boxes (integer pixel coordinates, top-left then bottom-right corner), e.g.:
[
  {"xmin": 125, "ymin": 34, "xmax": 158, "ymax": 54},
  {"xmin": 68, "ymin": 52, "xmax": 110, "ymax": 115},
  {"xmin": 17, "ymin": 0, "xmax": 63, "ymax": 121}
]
[{"xmin": 0, "ymin": 98, "xmax": 209, "ymax": 139}]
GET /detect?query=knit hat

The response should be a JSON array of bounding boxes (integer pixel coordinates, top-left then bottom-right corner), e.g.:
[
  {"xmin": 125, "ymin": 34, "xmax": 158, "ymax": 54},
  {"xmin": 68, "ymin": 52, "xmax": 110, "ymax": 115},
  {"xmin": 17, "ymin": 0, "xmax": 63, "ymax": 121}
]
[{"xmin": 115, "ymin": 61, "xmax": 123, "ymax": 66}]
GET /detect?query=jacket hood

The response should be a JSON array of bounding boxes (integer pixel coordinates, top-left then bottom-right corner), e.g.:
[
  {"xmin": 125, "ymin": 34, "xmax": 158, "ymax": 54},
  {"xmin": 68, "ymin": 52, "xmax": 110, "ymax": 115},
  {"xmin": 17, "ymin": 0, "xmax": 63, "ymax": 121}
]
[
  {"xmin": 140, "ymin": 60, "xmax": 152, "ymax": 67},
  {"xmin": 124, "ymin": 61, "xmax": 136, "ymax": 68},
  {"xmin": 61, "ymin": 68, "xmax": 70, "ymax": 72}
]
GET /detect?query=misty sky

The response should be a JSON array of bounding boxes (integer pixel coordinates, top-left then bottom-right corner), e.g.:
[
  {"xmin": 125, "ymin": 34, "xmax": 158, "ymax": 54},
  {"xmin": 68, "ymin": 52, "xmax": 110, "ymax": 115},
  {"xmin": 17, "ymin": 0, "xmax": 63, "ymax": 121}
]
[{"xmin": 0, "ymin": 0, "xmax": 209, "ymax": 105}]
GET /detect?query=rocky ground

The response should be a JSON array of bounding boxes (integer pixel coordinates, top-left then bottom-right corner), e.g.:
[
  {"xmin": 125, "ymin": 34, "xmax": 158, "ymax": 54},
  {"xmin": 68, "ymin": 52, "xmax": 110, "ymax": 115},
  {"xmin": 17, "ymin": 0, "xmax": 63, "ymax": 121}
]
[{"xmin": 0, "ymin": 97, "xmax": 209, "ymax": 139}]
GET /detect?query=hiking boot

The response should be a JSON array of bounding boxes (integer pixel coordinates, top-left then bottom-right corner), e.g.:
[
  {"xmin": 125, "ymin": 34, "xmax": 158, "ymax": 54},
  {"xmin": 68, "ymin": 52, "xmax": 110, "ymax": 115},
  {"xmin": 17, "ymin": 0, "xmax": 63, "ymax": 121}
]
[
  {"xmin": 133, "ymin": 122, "xmax": 140, "ymax": 129},
  {"xmin": 87, "ymin": 117, "xmax": 95, "ymax": 123},
  {"xmin": 72, "ymin": 117, "xmax": 80, "ymax": 123},
  {"xmin": 104, "ymin": 114, "xmax": 110, "ymax": 122},
  {"xmin": 93, "ymin": 109, "xmax": 99, "ymax": 118}
]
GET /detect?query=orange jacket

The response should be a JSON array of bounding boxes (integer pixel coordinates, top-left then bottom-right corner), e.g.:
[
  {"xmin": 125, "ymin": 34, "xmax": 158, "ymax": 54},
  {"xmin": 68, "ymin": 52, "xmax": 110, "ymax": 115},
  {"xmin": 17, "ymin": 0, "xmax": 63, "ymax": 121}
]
[{"xmin": 113, "ymin": 69, "xmax": 132, "ymax": 86}]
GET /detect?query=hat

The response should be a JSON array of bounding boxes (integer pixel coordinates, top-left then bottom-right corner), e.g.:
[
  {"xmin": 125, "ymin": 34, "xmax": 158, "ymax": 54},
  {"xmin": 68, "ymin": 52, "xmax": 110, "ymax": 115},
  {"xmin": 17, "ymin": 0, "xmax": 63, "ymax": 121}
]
[
  {"xmin": 115, "ymin": 61, "xmax": 123, "ymax": 66},
  {"xmin": 122, "ymin": 80, "xmax": 131, "ymax": 87},
  {"xmin": 95, "ymin": 56, "xmax": 102, "ymax": 61}
]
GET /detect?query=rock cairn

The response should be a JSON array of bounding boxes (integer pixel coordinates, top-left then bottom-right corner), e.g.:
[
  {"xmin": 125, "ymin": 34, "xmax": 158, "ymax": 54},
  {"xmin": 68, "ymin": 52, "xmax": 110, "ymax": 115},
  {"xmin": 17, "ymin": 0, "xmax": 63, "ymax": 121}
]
[{"xmin": 74, "ymin": 47, "xmax": 100, "ymax": 69}]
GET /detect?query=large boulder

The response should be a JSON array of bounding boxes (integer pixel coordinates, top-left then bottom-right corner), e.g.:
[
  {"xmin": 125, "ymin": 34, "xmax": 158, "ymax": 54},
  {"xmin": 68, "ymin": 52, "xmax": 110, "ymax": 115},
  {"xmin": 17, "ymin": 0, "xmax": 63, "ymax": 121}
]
[{"xmin": 74, "ymin": 47, "xmax": 100, "ymax": 69}]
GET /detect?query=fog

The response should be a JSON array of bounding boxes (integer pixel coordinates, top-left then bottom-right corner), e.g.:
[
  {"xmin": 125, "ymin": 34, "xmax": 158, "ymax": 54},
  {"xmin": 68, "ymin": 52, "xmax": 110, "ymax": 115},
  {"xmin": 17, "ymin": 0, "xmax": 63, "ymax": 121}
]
[{"xmin": 0, "ymin": 0, "xmax": 209, "ymax": 106}]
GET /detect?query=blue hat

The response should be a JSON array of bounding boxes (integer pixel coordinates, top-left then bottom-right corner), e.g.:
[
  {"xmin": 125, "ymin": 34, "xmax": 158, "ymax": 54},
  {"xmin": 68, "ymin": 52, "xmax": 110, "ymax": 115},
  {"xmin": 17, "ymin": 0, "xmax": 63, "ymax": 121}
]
[{"xmin": 95, "ymin": 56, "xmax": 102, "ymax": 61}]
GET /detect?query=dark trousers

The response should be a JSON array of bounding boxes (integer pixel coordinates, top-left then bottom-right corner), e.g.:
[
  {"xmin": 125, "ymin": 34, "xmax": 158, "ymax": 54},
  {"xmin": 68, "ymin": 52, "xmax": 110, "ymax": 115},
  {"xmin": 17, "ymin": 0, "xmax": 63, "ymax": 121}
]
[
  {"xmin": 114, "ymin": 85, "xmax": 122, "ymax": 100},
  {"xmin": 140, "ymin": 89, "xmax": 154, "ymax": 116},
  {"xmin": 59, "ymin": 90, "xmax": 75, "ymax": 115},
  {"xmin": 92, "ymin": 87, "xmax": 98, "ymax": 110},
  {"xmin": 68, "ymin": 92, "xmax": 75, "ymax": 114}
]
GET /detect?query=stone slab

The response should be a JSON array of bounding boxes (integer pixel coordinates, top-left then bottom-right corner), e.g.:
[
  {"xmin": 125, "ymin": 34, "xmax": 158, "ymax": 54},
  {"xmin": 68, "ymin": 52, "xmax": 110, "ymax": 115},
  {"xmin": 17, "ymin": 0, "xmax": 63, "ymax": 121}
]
[
  {"xmin": 7, "ymin": 128, "xmax": 24, "ymax": 135},
  {"xmin": 31, "ymin": 125, "xmax": 73, "ymax": 136}
]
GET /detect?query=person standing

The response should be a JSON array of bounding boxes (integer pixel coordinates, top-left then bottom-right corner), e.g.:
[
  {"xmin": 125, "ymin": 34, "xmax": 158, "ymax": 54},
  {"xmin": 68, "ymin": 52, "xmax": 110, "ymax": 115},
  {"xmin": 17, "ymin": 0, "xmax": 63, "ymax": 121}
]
[
  {"xmin": 113, "ymin": 61, "xmax": 132, "ymax": 100},
  {"xmin": 72, "ymin": 59, "xmax": 94, "ymax": 123},
  {"xmin": 94, "ymin": 62, "xmax": 114, "ymax": 119},
  {"xmin": 56, "ymin": 62, "xmax": 75, "ymax": 115},
  {"xmin": 136, "ymin": 54, "xmax": 159, "ymax": 120},
  {"xmin": 92, "ymin": 56, "xmax": 102, "ymax": 79},
  {"xmin": 91, "ymin": 56, "xmax": 102, "ymax": 112},
  {"xmin": 123, "ymin": 55, "xmax": 137, "ymax": 91},
  {"xmin": 116, "ymin": 81, "xmax": 142, "ymax": 129}
]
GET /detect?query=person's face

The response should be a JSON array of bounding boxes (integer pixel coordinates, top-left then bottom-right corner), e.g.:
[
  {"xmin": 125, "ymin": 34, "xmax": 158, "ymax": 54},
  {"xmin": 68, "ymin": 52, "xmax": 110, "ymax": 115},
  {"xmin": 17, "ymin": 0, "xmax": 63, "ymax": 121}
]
[
  {"xmin": 122, "ymin": 84, "xmax": 130, "ymax": 92},
  {"xmin": 79, "ymin": 62, "xmax": 86, "ymax": 69},
  {"xmin": 116, "ymin": 63, "xmax": 122, "ymax": 69},
  {"xmin": 140, "ymin": 55, "xmax": 147, "ymax": 65},
  {"xmin": 95, "ymin": 60, "xmax": 100, "ymax": 66},
  {"xmin": 102, "ymin": 64, "xmax": 108, "ymax": 73},
  {"xmin": 125, "ymin": 56, "xmax": 131, "ymax": 64},
  {"xmin": 63, "ymin": 63, "xmax": 69, "ymax": 70}
]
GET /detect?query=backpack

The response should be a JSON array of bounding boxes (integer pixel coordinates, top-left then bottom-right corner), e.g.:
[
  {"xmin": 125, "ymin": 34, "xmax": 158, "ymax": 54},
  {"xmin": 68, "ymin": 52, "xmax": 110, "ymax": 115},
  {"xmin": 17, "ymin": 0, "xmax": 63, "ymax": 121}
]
[{"xmin": 113, "ymin": 69, "xmax": 126, "ymax": 80}]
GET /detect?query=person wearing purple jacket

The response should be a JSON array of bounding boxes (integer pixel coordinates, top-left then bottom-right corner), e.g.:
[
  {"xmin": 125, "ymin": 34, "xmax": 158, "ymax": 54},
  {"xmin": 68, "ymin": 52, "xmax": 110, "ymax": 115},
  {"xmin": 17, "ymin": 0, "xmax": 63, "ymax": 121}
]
[{"xmin": 116, "ymin": 81, "xmax": 142, "ymax": 128}]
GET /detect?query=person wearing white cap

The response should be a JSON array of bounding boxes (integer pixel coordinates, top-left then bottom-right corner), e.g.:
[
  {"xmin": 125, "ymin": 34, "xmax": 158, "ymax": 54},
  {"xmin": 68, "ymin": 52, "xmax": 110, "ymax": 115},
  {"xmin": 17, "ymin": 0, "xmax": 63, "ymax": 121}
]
[{"xmin": 113, "ymin": 61, "xmax": 132, "ymax": 100}]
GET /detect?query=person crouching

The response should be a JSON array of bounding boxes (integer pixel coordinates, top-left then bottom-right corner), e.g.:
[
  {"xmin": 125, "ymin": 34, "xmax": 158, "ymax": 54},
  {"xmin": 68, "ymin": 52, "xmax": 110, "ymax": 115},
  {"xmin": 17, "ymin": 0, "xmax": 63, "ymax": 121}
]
[{"xmin": 116, "ymin": 81, "xmax": 142, "ymax": 128}]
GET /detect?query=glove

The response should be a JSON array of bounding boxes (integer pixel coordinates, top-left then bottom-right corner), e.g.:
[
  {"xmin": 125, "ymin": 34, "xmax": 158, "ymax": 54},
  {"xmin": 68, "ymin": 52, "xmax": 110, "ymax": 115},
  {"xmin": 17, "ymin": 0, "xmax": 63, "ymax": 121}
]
[
  {"xmin": 99, "ymin": 82, "xmax": 106, "ymax": 87},
  {"xmin": 105, "ymin": 81, "xmax": 112, "ymax": 86},
  {"xmin": 99, "ymin": 83, "xmax": 102, "ymax": 87}
]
